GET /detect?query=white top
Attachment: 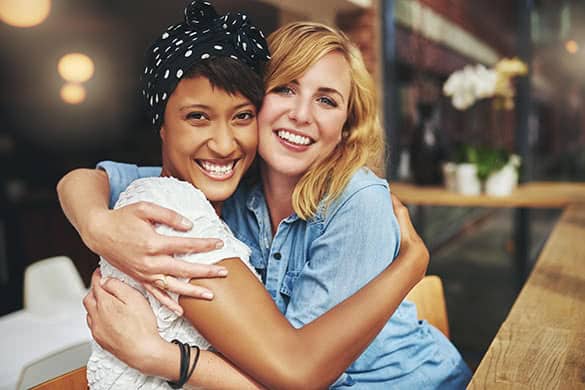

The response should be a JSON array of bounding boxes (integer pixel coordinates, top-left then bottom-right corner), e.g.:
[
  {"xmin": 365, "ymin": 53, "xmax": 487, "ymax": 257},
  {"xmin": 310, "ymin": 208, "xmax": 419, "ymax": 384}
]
[{"xmin": 87, "ymin": 177, "xmax": 255, "ymax": 390}]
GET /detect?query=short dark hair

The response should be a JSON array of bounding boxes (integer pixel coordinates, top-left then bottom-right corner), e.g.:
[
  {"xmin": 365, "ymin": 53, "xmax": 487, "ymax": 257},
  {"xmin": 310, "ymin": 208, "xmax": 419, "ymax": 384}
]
[{"xmin": 185, "ymin": 57, "xmax": 264, "ymax": 111}]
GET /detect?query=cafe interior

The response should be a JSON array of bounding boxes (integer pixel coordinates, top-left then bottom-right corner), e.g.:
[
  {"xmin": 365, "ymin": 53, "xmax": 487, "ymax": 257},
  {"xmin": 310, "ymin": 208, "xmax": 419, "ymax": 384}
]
[{"xmin": 1, "ymin": 0, "xmax": 584, "ymax": 388}]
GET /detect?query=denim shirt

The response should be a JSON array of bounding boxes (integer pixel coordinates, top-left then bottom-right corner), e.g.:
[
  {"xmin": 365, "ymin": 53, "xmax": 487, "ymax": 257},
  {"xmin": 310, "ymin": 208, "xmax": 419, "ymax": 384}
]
[{"xmin": 98, "ymin": 161, "xmax": 471, "ymax": 389}]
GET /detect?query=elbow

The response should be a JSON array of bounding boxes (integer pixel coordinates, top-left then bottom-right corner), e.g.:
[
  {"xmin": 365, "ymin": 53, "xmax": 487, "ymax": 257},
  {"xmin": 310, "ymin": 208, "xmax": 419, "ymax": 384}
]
[
  {"xmin": 263, "ymin": 357, "xmax": 335, "ymax": 390},
  {"xmin": 56, "ymin": 168, "xmax": 85, "ymax": 200}
]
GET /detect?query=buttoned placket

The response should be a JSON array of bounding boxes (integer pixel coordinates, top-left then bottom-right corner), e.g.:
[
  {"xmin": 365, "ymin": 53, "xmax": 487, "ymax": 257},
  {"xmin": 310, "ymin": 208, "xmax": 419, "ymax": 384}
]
[
  {"xmin": 264, "ymin": 214, "xmax": 298, "ymax": 312},
  {"xmin": 246, "ymin": 186, "xmax": 300, "ymax": 312}
]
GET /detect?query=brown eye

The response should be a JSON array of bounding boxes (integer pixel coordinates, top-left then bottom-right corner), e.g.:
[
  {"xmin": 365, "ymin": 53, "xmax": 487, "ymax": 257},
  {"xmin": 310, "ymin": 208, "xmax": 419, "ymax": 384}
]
[
  {"xmin": 186, "ymin": 111, "xmax": 207, "ymax": 120},
  {"xmin": 234, "ymin": 111, "xmax": 255, "ymax": 120},
  {"xmin": 272, "ymin": 85, "xmax": 294, "ymax": 95}
]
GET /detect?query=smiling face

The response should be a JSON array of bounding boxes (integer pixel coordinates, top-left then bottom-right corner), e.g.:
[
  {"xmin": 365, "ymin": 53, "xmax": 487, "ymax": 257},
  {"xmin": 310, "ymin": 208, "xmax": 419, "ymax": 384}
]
[
  {"xmin": 257, "ymin": 51, "xmax": 351, "ymax": 181},
  {"xmin": 160, "ymin": 76, "xmax": 257, "ymax": 205}
]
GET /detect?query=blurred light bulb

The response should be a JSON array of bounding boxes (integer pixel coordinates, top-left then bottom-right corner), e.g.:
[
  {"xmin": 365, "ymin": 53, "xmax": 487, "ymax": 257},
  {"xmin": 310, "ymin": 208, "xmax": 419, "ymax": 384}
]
[
  {"xmin": 58, "ymin": 53, "xmax": 95, "ymax": 83},
  {"xmin": 60, "ymin": 83, "xmax": 86, "ymax": 105},
  {"xmin": 0, "ymin": 0, "xmax": 51, "ymax": 28},
  {"xmin": 565, "ymin": 39, "xmax": 579, "ymax": 54}
]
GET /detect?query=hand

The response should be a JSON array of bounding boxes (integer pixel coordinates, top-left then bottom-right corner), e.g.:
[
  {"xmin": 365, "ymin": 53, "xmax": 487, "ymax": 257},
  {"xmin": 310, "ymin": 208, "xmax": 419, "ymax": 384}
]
[
  {"xmin": 391, "ymin": 194, "xmax": 429, "ymax": 280},
  {"xmin": 84, "ymin": 201, "xmax": 228, "ymax": 315},
  {"xmin": 84, "ymin": 270, "xmax": 169, "ymax": 374}
]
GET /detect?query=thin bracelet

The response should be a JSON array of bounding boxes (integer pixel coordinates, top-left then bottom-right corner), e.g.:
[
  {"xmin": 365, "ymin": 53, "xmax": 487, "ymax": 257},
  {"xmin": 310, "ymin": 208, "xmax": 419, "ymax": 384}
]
[
  {"xmin": 185, "ymin": 345, "xmax": 201, "ymax": 384},
  {"xmin": 168, "ymin": 339, "xmax": 190, "ymax": 389}
]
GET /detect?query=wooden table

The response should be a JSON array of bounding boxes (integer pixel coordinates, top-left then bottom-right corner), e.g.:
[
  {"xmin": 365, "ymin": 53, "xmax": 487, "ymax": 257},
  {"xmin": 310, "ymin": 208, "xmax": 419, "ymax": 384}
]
[
  {"xmin": 468, "ymin": 204, "xmax": 585, "ymax": 389},
  {"xmin": 391, "ymin": 182, "xmax": 585, "ymax": 208}
]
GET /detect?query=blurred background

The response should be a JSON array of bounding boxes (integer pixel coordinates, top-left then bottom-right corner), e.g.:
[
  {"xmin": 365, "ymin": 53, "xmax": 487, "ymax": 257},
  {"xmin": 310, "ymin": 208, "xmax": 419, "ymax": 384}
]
[{"xmin": 1, "ymin": 0, "xmax": 584, "ymax": 372}]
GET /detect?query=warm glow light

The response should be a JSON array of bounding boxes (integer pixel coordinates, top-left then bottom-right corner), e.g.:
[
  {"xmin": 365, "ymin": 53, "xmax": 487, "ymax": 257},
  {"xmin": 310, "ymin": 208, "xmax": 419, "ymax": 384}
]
[
  {"xmin": 0, "ymin": 0, "xmax": 51, "ymax": 28},
  {"xmin": 58, "ymin": 53, "xmax": 95, "ymax": 83},
  {"xmin": 60, "ymin": 83, "xmax": 86, "ymax": 105},
  {"xmin": 565, "ymin": 39, "xmax": 579, "ymax": 54}
]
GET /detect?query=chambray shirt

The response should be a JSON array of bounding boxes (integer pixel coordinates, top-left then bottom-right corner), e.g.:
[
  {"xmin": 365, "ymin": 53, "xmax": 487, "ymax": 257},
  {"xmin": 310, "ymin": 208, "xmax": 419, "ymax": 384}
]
[{"xmin": 98, "ymin": 161, "xmax": 471, "ymax": 389}]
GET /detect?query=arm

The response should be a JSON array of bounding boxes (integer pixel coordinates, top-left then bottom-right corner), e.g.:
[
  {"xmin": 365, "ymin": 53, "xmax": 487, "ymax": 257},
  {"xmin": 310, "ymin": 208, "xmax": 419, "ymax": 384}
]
[
  {"xmin": 88, "ymin": 193, "xmax": 427, "ymax": 389},
  {"xmin": 57, "ymin": 167, "xmax": 228, "ymax": 313}
]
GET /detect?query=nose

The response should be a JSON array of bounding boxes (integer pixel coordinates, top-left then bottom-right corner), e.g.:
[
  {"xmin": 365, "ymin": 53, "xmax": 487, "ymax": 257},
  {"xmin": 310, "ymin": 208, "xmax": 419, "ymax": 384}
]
[
  {"xmin": 288, "ymin": 96, "xmax": 313, "ymax": 125},
  {"xmin": 208, "ymin": 123, "xmax": 237, "ymax": 156}
]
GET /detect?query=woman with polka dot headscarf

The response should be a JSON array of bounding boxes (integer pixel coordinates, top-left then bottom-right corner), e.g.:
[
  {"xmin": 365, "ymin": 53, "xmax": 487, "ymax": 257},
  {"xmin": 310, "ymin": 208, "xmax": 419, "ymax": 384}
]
[{"xmin": 59, "ymin": 2, "xmax": 469, "ymax": 389}]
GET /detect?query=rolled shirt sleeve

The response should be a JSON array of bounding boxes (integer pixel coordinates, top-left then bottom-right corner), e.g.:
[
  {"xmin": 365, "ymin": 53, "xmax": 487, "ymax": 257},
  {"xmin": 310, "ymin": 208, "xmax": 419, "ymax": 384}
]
[{"xmin": 96, "ymin": 160, "xmax": 161, "ymax": 208}]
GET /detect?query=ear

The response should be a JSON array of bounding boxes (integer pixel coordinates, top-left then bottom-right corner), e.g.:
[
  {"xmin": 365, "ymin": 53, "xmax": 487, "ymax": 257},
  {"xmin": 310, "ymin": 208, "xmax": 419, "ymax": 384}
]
[{"xmin": 160, "ymin": 125, "xmax": 166, "ymax": 142}]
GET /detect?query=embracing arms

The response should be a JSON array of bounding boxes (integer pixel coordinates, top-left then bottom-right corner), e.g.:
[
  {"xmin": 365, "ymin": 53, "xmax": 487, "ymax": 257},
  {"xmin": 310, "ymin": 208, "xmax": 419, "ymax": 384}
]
[
  {"xmin": 63, "ymin": 167, "xmax": 428, "ymax": 389},
  {"xmin": 57, "ymin": 168, "xmax": 228, "ymax": 313}
]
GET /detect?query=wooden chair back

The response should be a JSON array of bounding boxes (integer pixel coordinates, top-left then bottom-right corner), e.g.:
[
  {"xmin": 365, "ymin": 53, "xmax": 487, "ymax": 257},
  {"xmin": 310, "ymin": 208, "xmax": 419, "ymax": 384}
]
[
  {"xmin": 30, "ymin": 367, "xmax": 87, "ymax": 390},
  {"xmin": 405, "ymin": 275, "xmax": 450, "ymax": 338}
]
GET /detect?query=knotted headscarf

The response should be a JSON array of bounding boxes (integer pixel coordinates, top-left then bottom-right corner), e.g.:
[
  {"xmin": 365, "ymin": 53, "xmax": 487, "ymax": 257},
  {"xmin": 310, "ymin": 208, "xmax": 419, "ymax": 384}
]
[{"xmin": 142, "ymin": 0, "xmax": 271, "ymax": 129}]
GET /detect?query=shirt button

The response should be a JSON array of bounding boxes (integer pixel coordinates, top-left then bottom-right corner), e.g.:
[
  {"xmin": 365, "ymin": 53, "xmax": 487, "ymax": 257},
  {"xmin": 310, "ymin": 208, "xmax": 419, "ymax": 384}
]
[{"xmin": 273, "ymin": 252, "xmax": 282, "ymax": 260}]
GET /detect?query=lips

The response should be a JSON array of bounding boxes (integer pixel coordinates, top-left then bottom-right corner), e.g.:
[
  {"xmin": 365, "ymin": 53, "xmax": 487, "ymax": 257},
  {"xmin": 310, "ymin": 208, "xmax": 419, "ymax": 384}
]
[
  {"xmin": 196, "ymin": 159, "xmax": 237, "ymax": 179},
  {"xmin": 275, "ymin": 129, "xmax": 314, "ymax": 146}
]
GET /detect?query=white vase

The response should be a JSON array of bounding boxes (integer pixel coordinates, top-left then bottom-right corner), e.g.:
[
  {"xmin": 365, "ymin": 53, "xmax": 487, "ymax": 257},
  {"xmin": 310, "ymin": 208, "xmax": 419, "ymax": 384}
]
[
  {"xmin": 485, "ymin": 164, "xmax": 518, "ymax": 196},
  {"xmin": 442, "ymin": 162, "xmax": 457, "ymax": 192},
  {"xmin": 455, "ymin": 163, "xmax": 481, "ymax": 195}
]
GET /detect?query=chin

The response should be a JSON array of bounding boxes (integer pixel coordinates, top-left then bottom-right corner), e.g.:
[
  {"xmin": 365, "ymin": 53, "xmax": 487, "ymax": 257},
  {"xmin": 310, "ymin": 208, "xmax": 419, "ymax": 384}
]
[{"xmin": 201, "ymin": 183, "xmax": 238, "ymax": 203}]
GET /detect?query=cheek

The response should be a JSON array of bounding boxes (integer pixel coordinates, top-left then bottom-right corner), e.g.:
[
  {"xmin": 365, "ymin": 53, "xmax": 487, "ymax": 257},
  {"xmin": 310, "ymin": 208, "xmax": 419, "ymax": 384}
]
[{"xmin": 258, "ymin": 95, "xmax": 284, "ymax": 127}]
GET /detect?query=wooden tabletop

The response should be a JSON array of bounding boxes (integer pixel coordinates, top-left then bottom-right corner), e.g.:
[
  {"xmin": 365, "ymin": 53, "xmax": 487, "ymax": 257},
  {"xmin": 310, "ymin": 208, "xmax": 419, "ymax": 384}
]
[
  {"xmin": 468, "ymin": 204, "xmax": 585, "ymax": 389},
  {"xmin": 391, "ymin": 182, "xmax": 585, "ymax": 208}
]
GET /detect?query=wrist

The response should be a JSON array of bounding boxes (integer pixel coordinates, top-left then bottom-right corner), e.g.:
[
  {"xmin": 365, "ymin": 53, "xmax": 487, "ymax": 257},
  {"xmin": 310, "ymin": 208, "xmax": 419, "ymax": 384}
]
[
  {"xmin": 138, "ymin": 338, "xmax": 180, "ymax": 380},
  {"xmin": 81, "ymin": 208, "xmax": 111, "ymax": 255}
]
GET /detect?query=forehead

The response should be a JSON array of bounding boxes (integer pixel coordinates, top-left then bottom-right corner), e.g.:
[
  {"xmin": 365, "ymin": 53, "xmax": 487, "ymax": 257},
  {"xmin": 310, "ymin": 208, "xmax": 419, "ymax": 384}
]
[
  {"xmin": 298, "ymin": 52, "xmax": 351, "ymax": 98},
  {"xmin": 169, "ymin": 76, "xmax": 251, "ymax": 107}
]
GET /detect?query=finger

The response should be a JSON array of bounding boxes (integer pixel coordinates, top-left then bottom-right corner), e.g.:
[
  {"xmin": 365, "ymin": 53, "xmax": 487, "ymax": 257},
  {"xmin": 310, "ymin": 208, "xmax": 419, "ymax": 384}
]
[
  {"xmin": 390, "ymin": 193, "xmax": 404, "ymax": 210},
  {"xmin": 144, "ymin": 283, "xmax": 183, "ymax": 316},
  {"xmin": 157, "ymin": 236, "xmax": 224, "ymax": 256},
  {"xmin": 86, "ymin": 314, "xmax": 93, "ymax": 329},
  {"xmin": 93, "ymin": 276, "xmax": 124, "ymax": 306},
  {"xmin": 90, "ymin": 268, "xmax": 102, "ymax": 288},
  {"xmin": 161, "ymin": 276, "xmax": 214, "ymax": 300},
  {"xmin": 149, "ymin": 256, "xmax": 228, "ymax": 279},
  {"xmin": 83, "ymin": 289, "xmax": 97, "ymax": 314},
  {"xmin": 133, "ymin": 201, "xmax": 194, "ymax": 232},
  {"xmin": 100, "ymin": 277, "xmax": 142, "ymax": 304}
]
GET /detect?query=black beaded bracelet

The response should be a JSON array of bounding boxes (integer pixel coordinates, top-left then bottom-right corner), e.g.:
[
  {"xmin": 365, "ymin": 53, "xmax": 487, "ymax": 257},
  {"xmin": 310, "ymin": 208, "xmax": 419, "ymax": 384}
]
[{"xmin": 167, "ymin": 340, "xmax": 200, "ymax": 389}]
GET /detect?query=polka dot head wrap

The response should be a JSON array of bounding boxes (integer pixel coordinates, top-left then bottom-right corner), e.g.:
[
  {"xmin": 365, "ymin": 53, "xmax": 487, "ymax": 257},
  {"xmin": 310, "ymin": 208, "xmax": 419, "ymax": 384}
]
[{"xmin": 142, "ymin": 0, "xmax": 271, "ymax": 129}]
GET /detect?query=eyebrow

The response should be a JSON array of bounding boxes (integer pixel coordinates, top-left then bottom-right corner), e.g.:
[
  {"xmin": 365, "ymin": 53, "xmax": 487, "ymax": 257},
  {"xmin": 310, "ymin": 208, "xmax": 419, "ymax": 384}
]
[
  {"xmin": 179, "ymin": 102, "xmax": 255, "ymax": 111},
  {"xmin": 290, "ymin": 80, "xmax": 346, "ymax": 104}
]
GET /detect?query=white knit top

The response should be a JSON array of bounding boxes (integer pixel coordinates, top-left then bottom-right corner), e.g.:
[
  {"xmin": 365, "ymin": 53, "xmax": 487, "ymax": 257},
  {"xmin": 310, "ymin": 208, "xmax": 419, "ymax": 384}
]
[{"xmin": 87, "ymin": 177, "xmax": 255, "ymax": 389}]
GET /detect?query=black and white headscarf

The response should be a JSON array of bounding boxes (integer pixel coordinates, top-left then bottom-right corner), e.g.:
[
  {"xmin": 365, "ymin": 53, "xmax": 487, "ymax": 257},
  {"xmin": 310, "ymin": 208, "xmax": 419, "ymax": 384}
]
[{"xmin": 142, "ymin": 0, "xmax": 271, "ymax": 129}]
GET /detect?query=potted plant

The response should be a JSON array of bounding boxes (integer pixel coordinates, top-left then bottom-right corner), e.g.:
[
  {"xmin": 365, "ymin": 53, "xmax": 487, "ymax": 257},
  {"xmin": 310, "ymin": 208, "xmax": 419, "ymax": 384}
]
[{"xmin": 452, "ymin": 145, "xmax": 521, "ymax": 196}]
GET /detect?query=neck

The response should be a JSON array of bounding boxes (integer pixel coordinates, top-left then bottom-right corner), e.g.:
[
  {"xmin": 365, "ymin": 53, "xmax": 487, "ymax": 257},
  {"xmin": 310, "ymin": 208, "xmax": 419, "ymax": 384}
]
[{"xmin": 260, "ymin": 161, "xmax": 299, "ymax": 235}]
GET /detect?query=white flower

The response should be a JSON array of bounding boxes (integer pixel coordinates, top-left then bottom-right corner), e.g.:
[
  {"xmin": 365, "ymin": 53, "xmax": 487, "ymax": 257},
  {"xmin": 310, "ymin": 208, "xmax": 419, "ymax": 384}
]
[{"xmin": 443, "ymin": 65, "xmax": 496, "ymax": 110}]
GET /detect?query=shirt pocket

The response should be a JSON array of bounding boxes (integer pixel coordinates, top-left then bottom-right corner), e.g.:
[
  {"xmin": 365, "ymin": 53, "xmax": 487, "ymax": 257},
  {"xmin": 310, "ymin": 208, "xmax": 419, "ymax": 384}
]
[
  {"xmin": 279, "ymin": 269, "xmax": 301, "ymax": 298},
  {"xmin": 238, "ymin": 237, "xmax": 266, "ymax": 282}
]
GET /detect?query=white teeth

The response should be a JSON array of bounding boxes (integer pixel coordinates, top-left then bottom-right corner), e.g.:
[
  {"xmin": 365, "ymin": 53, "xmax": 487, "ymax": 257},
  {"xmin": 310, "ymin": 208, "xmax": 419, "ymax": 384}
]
[
  {"xmin": 277, "ymin": 130, "xmax": 311, "ymax": 145},
  {"xmin": 199, "ymin": 161, "xmax": 235, "ymax": 176}
]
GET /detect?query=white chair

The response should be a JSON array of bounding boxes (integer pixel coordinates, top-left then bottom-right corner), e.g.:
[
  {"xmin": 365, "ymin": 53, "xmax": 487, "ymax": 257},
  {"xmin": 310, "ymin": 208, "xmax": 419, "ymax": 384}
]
[
  {"xmin": 16, "ymin": 342, "xmax": 90, "ymax": 390},
  {"xmin": 23, "ymin": 256, "xmax": 87, "ymax": 315}
]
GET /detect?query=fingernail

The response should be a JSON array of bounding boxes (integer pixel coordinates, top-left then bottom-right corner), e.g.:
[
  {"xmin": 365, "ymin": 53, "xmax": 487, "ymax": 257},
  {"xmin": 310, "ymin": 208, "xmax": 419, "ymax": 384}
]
[
  {"xmin": 180, "ymin": 217, "xmax": 192, "ymax": 228},
  {"xmin": 202, "ymin": 292, "xmax": 214, "ymax": 300},
  {"xmin": 217, "ymin": 269, "xmax": 228, "ymax": 277},
  {"xmin": 174, "ymin": 309, "xmax": 183, "ymax": 316},
  {"xmin": 99, "ymin": 277, "xmax": 109, "ymax": 286},
  {"xmin": 215, "ymin": 240, "xmax": 224, "ymax": 249}
]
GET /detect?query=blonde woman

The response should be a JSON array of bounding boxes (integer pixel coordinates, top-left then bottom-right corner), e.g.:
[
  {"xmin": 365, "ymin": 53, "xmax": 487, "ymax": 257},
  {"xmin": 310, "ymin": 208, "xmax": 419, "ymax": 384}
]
[{"xmin": 60, "ymin": 20, "xmax": 470, "ymax": 389}]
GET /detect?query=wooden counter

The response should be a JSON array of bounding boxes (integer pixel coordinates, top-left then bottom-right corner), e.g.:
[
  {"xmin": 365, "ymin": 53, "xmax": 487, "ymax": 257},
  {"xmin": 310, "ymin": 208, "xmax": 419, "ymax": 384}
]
[
  {"xmin": 468, "ymin": 203, "xmax": 585, "ymax": 388},
  {"xmin": 391, "ymin": 182, "xmax": 585, "ymax": 208}
]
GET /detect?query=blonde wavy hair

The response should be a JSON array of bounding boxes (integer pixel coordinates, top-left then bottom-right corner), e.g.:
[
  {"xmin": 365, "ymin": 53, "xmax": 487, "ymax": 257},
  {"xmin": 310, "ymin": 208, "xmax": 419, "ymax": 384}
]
[{"xmin": 266, "ymin": 22, "xmax": 386, "ymax": 220}]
